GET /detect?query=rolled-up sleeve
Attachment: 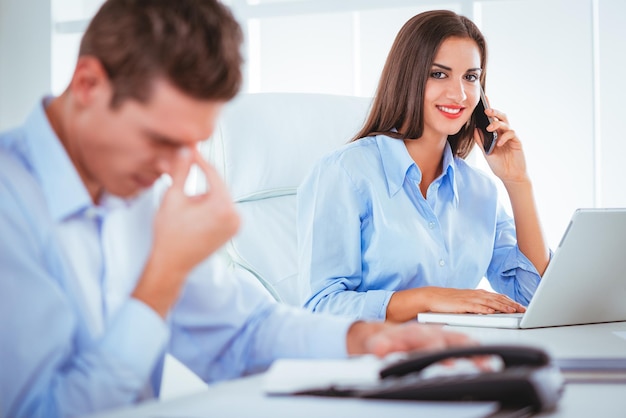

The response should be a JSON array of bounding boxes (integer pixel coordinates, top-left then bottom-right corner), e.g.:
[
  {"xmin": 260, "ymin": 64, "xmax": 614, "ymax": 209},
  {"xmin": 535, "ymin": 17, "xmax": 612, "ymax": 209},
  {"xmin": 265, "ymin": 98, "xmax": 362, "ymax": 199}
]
[{"xmin": 486, "ymin": 205, "xmax": 546, "ymax": 305}]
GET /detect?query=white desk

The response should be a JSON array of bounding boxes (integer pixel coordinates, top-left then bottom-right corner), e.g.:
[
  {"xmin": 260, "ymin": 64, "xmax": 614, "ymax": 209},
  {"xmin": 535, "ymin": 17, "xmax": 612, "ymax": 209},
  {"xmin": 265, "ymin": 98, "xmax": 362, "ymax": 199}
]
[
  {"xmin": 90, "ymin": 322, "xmax": 626, "ymax": 418},
  {"xmin": 448, "ymin": 321, "xmax": 626, "ymax": 358}
]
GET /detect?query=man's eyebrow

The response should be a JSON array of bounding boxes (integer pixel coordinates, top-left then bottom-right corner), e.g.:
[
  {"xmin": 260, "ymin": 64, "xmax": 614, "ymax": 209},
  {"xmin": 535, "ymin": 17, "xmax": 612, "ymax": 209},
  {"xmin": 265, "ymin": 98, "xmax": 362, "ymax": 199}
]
[
  {"xmin": 145, "ymin": 130, "xmax": 179, "ymax": 145},
  {"xmin": 432, "ymin": 63, "xmax": 483, "ymax": 73}
]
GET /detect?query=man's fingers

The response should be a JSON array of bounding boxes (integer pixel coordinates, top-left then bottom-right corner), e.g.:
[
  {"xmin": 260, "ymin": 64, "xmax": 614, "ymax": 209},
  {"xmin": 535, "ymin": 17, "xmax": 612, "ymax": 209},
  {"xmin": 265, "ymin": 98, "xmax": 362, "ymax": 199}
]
[
  {"xmin": 368, "ymin": 324, "xmax": 475, "ymax": 357},
  {"xmin": 191, "ymin": 148, "xmax": 228, "ymax": 195},
  {"xmin": 443, "ymin": 329, "xmax": 477, "ymax": 347},
  {"xmin": 170, "ymin": 147, "xmax": 194, "ymax": 191}
]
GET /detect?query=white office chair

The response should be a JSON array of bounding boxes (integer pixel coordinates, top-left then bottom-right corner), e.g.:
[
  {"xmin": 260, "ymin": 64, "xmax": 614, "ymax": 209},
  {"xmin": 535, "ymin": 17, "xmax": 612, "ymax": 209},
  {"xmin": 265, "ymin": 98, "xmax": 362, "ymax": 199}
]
[{"xmin": 203, "ymin": 93, "xmax": 372, "ymax": 306}]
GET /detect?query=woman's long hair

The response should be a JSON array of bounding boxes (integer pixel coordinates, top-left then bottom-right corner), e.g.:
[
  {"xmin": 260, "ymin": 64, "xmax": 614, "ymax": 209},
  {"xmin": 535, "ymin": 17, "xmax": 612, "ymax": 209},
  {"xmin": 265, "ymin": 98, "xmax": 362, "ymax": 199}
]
[{"xmin": 353, "ymin": 10, "xmax": 487, "ymax": 159}]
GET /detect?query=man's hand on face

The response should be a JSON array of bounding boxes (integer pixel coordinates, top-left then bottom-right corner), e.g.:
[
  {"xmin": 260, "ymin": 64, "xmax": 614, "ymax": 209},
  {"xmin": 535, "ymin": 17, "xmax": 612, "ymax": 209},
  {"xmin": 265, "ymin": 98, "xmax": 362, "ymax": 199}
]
[
  {"xmin": 133, "ymin": 147, "xmax": 240, "ymax": 317},
  {"xmin": 154, "ymin": 147, "xmax": 240, "ymax": 272}
]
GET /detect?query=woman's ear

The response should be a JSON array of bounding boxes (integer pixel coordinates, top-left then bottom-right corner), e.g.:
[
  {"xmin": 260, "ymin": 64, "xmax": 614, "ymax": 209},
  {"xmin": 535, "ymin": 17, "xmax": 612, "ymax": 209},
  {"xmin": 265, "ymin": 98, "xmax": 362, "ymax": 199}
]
[{"xmin": 68, "ymin": 56, "xmax": 112, "ymax": 108}]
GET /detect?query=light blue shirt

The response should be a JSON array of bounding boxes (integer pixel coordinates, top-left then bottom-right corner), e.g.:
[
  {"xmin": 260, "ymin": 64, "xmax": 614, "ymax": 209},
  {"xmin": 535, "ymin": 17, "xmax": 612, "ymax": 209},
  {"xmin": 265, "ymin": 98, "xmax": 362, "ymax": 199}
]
[
  {"xmin": 298, "ymin": 134, "xmax": 542, "ymax": 320},
  {"xmin": 0, "ymin": 99, "xmax": 353, "ymax": 418}
]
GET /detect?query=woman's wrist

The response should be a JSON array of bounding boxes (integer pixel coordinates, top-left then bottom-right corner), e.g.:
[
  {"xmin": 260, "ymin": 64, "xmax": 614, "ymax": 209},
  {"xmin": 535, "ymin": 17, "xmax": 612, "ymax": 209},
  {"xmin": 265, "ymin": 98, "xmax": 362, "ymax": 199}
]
[
  {"xmin": 386, "ymin": 288, "xmax": 432, "ymax": 322},
  {"xmin": 502, "ymin": 175, "xmax": 532, "ymax": 190}
]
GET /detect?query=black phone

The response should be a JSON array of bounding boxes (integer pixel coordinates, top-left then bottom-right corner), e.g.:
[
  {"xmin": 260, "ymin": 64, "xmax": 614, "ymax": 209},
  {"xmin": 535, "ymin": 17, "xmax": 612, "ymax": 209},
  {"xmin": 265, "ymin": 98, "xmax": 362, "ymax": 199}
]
[
  {"xmin": 475, "ymin": 86, "xmax": 497, "ymax": 154},
  {"xmin": 298, "ymin": 345, "xmax": 564, "ymax": 414}
]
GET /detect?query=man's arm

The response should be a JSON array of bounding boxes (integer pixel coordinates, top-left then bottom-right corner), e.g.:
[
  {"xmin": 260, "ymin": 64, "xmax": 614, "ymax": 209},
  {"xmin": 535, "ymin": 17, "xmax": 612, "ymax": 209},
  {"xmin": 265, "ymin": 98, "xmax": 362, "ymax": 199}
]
[
  {"xmin": 132, "ymin": 148, "xmax": 240, "ymax": 317},
  {"xmin": 165, "ymin": 258, "xmax": 475, "ymax": 383}
]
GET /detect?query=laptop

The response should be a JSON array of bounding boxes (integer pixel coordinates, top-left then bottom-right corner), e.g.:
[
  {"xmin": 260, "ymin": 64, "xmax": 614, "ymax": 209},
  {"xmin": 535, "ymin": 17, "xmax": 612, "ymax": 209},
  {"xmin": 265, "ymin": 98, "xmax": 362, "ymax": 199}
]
[{"xmin": 417, "ymin": 208, "xmax": 626, "ymax": 329}]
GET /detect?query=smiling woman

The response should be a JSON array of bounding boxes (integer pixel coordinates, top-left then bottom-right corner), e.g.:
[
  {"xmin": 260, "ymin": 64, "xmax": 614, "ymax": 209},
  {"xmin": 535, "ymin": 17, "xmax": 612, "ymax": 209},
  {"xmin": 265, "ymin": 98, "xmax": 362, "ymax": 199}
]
[
  {"xmin": 352, "ymin": 11, "xmax": 487, "ymax": 159},
  {"xmin": 297, "ymin": 9, "xmax": 550, "ymax": 323}
]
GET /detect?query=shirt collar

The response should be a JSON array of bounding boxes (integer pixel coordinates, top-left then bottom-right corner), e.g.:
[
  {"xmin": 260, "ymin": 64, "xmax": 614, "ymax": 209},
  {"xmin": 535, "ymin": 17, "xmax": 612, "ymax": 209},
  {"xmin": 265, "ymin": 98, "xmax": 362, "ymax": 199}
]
[
  {"xmin": 441, "ymin": 141, "xmax": 459, "ymax": 207},
  {"xmin": 376, "ymin": 134, "xmax": 459, "ymax": 205},
  {"xmin": 376, "ymin": 135, "xmax": 416, "ymax": 197},
  {"xmin": 23, "ymin": 97, "xmax": 128, "ymax": 221}
]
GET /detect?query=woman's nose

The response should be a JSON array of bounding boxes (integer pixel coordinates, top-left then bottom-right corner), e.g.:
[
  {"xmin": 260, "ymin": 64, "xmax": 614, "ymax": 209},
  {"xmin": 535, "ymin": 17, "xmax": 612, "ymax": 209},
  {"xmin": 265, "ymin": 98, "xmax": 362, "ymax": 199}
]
[{"xmin": 447, "ymin": 79, "xmax": 467, "ymax": 102}]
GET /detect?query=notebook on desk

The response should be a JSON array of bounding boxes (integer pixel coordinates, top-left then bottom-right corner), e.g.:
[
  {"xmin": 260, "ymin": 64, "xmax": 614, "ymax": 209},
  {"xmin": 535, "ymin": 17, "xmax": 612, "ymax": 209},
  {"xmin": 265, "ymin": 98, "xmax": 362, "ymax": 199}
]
[{"xmin": 418, "ymin": 208, "xmax": 626, "ymax": 329}]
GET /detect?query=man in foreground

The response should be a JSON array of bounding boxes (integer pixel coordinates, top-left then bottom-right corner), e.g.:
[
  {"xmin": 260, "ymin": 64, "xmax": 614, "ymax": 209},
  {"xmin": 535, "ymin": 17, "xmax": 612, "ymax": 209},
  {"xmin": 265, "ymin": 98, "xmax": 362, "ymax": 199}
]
[{"xmin": 0, "ymin": 1, "xmax": 472, "ymax": 416}]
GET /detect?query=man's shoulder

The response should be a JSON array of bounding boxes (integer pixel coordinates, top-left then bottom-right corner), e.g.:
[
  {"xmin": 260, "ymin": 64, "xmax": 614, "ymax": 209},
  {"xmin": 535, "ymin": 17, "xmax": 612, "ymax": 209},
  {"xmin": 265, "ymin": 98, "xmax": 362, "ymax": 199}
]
[
  {"xmin": 0, "ymin": 147, "xmax": 49, "ymax": 225},
  {"xmin": 0, "ymin": 125, "xmax": 32, "ymax": 177},
  {"xmin": 0, "ymin": 143, "xmax": 39, "ymax": 188}
]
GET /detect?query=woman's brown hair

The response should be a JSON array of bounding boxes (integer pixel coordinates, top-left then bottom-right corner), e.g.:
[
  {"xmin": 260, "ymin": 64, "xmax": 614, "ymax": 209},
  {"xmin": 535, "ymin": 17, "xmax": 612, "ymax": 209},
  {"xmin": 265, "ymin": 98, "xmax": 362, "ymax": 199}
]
[{"xmin": 353, "ymin": 10, "xmax": 487, "ymax": 159}]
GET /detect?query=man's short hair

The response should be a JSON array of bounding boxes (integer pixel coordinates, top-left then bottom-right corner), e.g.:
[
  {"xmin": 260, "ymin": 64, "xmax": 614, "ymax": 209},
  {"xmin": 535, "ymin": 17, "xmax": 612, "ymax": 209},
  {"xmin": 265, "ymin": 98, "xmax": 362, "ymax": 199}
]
[{"xmin": 80, "ymin": 0, "xmax": 243, "ymax": 108}]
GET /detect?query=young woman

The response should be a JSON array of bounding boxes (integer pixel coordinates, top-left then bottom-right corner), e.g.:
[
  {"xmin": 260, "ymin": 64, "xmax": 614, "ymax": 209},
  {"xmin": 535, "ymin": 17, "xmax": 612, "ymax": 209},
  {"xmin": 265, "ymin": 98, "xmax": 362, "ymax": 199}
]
[{"xmin": 297, "ymin": 10, "xmax": 550, "ymax": 322}]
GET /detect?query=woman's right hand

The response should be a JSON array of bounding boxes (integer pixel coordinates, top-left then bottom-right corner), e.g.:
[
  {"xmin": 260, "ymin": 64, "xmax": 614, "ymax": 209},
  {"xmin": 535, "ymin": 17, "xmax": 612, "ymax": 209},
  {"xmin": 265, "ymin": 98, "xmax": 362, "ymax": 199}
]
[{"xmin": 386, "ymin": 286, "xmax": 526, "ymax": 322}]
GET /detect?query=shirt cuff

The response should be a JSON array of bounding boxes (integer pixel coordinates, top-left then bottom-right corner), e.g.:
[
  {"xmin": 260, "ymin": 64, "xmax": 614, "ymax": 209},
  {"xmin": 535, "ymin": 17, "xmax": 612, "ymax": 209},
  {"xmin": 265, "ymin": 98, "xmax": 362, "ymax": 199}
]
[
  {"xmin": 495, "ymin": 247, "xmax": 546, "ymax": 305},
  {"xmin": 100, "ymin": 298, "xmax": 170, "ymax": 381},
  {"xmin": 314, "ymin": 315, "xmax": 354, "ymax": 358},
  {"xmin": 362, "ymin": 289, "xmax": 394, "ymax": 320}
]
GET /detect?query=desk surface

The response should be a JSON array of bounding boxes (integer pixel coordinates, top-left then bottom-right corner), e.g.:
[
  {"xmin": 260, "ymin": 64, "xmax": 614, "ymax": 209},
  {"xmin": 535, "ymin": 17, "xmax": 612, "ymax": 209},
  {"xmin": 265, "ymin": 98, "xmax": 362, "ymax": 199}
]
[
  {"xmin": 91, "ymin": 376, "xmax": 626, "ymax": 418},
  {"xmin": 91, "ymin": 322, "xmax": 626, "ymax": 418},
  {"xmin": 448, "ymin": 320, "xmax": 626, "ymax": 358}
]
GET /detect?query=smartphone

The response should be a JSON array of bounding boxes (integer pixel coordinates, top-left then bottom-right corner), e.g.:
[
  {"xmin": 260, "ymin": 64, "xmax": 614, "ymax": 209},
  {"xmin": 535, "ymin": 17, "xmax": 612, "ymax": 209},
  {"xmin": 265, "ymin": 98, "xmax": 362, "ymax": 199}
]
[{"xmin": 474, "ymin": 86, "xmax": 497, "ymax": 154}]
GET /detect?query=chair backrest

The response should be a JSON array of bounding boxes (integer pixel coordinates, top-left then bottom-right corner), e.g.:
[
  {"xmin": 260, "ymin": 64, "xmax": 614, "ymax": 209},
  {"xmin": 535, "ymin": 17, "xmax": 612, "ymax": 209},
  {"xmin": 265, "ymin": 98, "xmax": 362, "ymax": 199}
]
[{"xmin": 204, "ymin": 93, "xmax": 372, "ymax": 305}]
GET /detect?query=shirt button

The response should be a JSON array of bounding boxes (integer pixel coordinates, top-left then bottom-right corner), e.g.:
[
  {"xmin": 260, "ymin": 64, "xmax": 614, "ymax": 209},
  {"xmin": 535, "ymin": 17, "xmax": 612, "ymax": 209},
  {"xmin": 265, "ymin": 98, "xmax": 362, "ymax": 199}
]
[
  {"xmin": 439, "ymin": 259, "xmax": 446, "ymax": 267},
  {"xmin": 428, "ymin": 221, "xmax": 436, "ymax": 229}
]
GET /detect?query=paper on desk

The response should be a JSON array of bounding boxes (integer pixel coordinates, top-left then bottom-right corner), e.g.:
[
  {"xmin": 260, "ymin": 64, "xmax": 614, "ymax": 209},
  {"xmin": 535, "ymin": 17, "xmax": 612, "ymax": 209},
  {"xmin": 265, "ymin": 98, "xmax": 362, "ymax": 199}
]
[{"xmin": 263, "ymin": 355, "xmax": 385, "ymax": 394}]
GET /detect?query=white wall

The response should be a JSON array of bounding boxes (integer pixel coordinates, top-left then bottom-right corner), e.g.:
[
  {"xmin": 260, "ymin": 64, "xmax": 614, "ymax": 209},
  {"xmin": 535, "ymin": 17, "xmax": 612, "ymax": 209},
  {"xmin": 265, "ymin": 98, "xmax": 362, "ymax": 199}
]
[
  {"xmin": 0, "ymin": 0, "xmax": 51, "ymax": 131},
  {"xmin": 478, "ymin": 0, "xmax": 595, "ymax": 246},
  {"xmin": 597, "ymin": 0, "xmax": 626, "ymax": 207}
]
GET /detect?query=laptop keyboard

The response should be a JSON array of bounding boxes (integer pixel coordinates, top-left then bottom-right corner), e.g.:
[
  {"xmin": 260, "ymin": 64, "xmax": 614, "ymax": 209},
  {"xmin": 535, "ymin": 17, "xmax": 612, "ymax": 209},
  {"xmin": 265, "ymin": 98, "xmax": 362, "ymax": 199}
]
[{"xmin": 485, "ymin": 313, "xmax": 525, "ymax": 318}]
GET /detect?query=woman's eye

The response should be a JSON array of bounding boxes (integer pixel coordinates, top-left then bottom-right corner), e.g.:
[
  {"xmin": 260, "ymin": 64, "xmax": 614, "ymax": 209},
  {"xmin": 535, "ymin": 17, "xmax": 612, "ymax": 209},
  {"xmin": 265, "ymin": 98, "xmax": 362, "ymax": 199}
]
[
  {"xmin": 465, "ymin": 73, "xmax": 479, "ymax": 82},
  {"xmin": 430, "ymin": 71, "xmax": 446, "ymax": 79}
]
